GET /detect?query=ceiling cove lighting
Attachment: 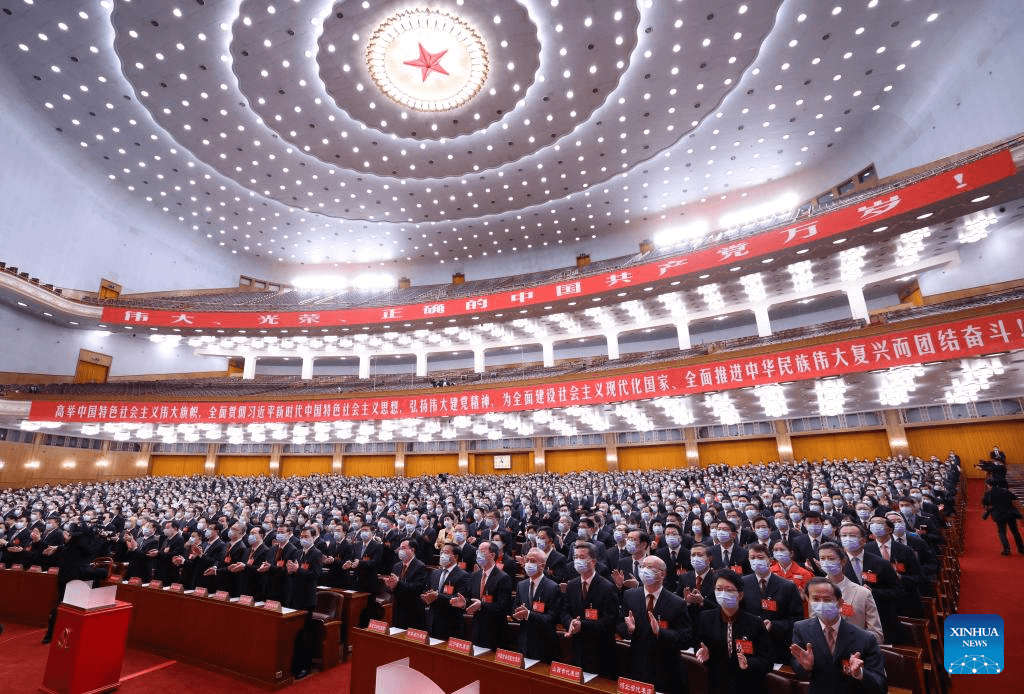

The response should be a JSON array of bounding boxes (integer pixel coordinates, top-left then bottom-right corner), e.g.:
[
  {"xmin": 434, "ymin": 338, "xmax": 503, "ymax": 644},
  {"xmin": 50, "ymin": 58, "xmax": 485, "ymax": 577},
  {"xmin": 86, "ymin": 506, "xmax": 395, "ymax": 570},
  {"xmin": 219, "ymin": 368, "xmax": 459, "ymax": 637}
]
[
  {"xmin": 877, "ymin": 364, "xmax": 926, "ymax": 406},
  {"xmin": 945, "ymin": 357, "xmax": 1004, "ymax": 404},
  {"xmin": 754, "ymin": 384, "xmax": 788, "ymax": 417},
  {"xmin": 815, "ymin": 378, "xmax": 847, "ymax": 416},
  {"xmin": 705, "ymin": 392, "xmax": 741, "ymax": 426},
  {"xmin": 957, "ymin": 210, "xmax": 997, "ymax": 244},
  {"xmin": 894, "ymin": 227, "xmax": 932, "ymax": 267}
]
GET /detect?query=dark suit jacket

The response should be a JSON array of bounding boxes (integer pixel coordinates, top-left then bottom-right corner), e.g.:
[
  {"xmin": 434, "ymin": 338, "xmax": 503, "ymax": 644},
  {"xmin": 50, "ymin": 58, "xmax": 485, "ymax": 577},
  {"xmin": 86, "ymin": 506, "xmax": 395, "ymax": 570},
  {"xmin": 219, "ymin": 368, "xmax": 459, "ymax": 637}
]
[
  {"xmin": 865, "ymin": 540, "xmax": 924, "ymax": 617},
  {"xmin": 697, "ymin": 608, "xmax": 773, "ymax": 694},
  {"xmin": 560, "ymin": 574, "xmax": 619, "ymax": 678},
  {"xmin": 710, "ymin": 543, "xmax": 749, "ymax": 573},
  {"xmin": 542, "ymin": 549, "xmax": 570, "ymax": 583},
  {"xmin": 740, "ymin": 572, "xmax": 805, "ymax": 662},
  {"xmin": 352, "ymin": 540, "xmax": 384, "ymax": 595},
  {"xmin": 216, "ymin": 539, "xmax": 249, "ymax": 596},
  {"xmin": 265, "ymin": 541, "xmax": 300, "ymax": 602},
  {"xmin": 155, "ymin": 532, "xmax": 185, "ymax": 584},
  {"xmin": 842, "ymin": 550, "xmax": 904, "ymax": 643},
  {"xmin": 655, "ymin": 545, "xmax": 691, "ymax": 592},
  {"xmin": 390, "ymin": 558, "xmax": 429, "ymax": 629},
  {"xmin": 286, "ymin": 546, "xmax": 323, "ymax": 611},
  {"xmin": 792, "ymin": 533, "xmax": 821, "ymax": 565},
  {"xmin": 617, "ymin": 587, "xmax": 692, "ymax": 694},
  {"xmin": 239, "ymin": 542, "xmax": 271, "ymax": 600},
  {"xmin": 791, "ymin": 618, "xmax": 887, "ymax": 694},
  {"xmin": 514, "ymin": 575, "xmax": 563, "ymax": 661},
  {"xmin": 676, "ymin": 568, "xmax": 719, "ymax": 624},
  {"xmin": 468, "ymin": 565, "xmax": 513, "ymax": 649},
  {"xmin": 425, "ymin": 565, "xmax": 471, "ymax": 641}
]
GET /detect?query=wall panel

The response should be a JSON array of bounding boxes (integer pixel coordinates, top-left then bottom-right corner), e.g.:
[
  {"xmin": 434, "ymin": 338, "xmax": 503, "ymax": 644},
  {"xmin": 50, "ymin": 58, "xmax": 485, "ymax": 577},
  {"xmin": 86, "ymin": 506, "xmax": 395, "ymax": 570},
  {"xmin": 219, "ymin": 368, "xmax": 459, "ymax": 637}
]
[
  {"xmin": 698, "ymin": 438, "xmax": 781, "ymax": 468},
  {"xmin": 906, "ymin": 420, "xmax": 1024, "ymax": 478},
  {"xmin": 545, "ymin": 448, "xmax": 605, "ymax": 473},
  {"xmin": 343, "ymin": 455, "xmax": 396, "ymax": 477},
  {"xmin": 151, "ymin": 455, "xmax": 206, "ymax": 477},
  {"xmin": 618, "ymin": 445, "xmax": 687, "ymax": 471},
  {"xmin": 0, "ymin": 444, "xmax": 145, "ymax": 487},
  {"xmin": 216, "ymin": 455, "xmax": 270, "ymax": 476},
  {"xmin": 280, "ymin": 456, "xmax": 332, "ymax": 477},
  {"xmin": 790, "ymin": 430, "xmax": 891, "ymax": 463},
  {"xmin": 470, "ymin": 452, "xmax": 533, "ymax": 475},
  {"xmin": 405, "ymin": 454, "xmax": 459, "ymax": 477}
]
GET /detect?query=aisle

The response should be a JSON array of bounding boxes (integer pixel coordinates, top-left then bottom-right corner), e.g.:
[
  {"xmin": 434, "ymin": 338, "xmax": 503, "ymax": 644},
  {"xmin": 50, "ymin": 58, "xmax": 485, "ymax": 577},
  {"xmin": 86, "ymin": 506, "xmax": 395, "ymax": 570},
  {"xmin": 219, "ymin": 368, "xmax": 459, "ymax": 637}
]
[
  {"xmin": 0, "ymin": 622, "xmax": 351, "ymax": 694},
  {"xmin": 949, "ymin": 478, "xmax": 1022, "ymax": 694}
]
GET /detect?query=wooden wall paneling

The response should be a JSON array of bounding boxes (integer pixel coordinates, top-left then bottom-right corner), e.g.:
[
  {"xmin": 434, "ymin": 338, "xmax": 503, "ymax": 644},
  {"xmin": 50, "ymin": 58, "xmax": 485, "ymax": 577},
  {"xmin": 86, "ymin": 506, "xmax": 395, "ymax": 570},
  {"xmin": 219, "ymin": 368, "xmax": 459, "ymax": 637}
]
[
  {"xmin": 544, "ymin": 448, "xmax": 605, "ymax": 473},
  {"xmin": 697, "ymin": 438, "xmax": 781, "ymax": 468},
  {"xmin": 279, "ymin": 456, "xmax": 332, "ymax": 477},
  {"xmin": 618, "ymin": 444, "xmax": 687, "ymax": 471},
  {"xmin": 906, "ymin": 420, "xmax": 1024, "ymax": 478},
  {"xmin": 790, "ymin": 430, "xmax": 891, "ymax": 463},
  {"xmin": 470, "ymin": 452, "xmax": 533, "ymax": 475},
  {"xmin": 150, "ymin": 455, "xmax": 207, "ymax": 477},
  {"xmin": 404, "ymin": 454, "xmax": 459, "ymax": 477},
  {"xmin": 217, "ymin": 455, "xmax": 271, "ymax": 476},
  {"xmin": 343, "ymin": 455, "xmax": 396, "ymax": 477}
]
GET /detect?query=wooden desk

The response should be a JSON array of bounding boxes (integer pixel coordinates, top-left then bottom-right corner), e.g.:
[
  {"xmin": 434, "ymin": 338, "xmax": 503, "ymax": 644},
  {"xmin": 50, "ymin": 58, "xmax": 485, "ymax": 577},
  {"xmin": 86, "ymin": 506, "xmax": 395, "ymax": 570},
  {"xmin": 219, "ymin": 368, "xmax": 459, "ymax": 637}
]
[
  {"xmin": 351, "ymin": 627, "xmax": 620, "ymax": 694},
  {"xmin": 0, "ymin": 567, "xmax": 58, "ymax": 626},
  {"xmin": 112, "ymin": 582, "xmax": 306, "ymax": 689}
]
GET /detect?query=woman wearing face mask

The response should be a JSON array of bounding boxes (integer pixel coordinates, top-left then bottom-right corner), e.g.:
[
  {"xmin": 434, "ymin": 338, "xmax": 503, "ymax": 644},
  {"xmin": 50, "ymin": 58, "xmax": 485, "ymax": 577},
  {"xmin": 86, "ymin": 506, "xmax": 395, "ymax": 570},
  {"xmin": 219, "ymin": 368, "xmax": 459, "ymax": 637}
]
[
  {"xmin": 769, "ymin": 539, "xmax": 813, "ymax": 594},
  {"xmin": 689, "ymin": 519, "xmax": 713, "ymax": 547},
  {"xmin": 814, "ymin": 543, "xmax": 883, "ymax": 643},
  {"xmin": 694, "ymin": 570, "xmax": 773, "ymax": 694}
]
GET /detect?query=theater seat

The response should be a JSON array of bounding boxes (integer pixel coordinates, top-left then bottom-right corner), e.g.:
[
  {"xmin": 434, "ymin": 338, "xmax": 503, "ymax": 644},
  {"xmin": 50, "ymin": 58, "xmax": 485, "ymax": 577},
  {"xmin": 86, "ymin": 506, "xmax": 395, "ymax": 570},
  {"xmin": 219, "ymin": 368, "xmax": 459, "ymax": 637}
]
[
  {"xmin": 312, "ymin": 590, "xmax": 342, "ymax": 671},
  {"xmin": 881, "ymin": 645, "xmax": 928, "ymax": 694}
]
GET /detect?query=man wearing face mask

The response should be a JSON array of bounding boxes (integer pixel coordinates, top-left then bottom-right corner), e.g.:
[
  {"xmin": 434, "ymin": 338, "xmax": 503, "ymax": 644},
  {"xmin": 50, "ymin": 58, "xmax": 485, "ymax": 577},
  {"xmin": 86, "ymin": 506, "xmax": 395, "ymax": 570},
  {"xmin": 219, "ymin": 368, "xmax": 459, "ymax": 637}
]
[
  {"xmin": 459, "ymin": 541, "xmax": 513, "ymax": 650},
  {"xmin": 883, "ymin": 510, "xmax": 937, "ymax": 585},
  {"xmin": 694, "ymin": 569, "xmax": 773, "ymax": 694},
  {"xmin": 790, "ymin": 578, "xmax": 887, "ymax": 694},
  {"xmin": 123, "ymin": 520, "xmax": 161, "ymax": 582},
  {"xmin": 864, "ymin": 515, "xmax": 924, "ymax": 614},
  {"xmin": 1, "ymin": 515, "xmax": 33, "ymax": 568},
  {"xmin": 422, "ymin": 542, "xmax": 471, "ymax": 641},
  {"xmin": 287, "ymin": 527, "xmax": 323, "ymax": 680},
  {"xmin": 532, "ymin": 526, "xmax": 569, "ymax": 583},
  {"xmin": 31, "ymin": 513, "xmax": 65, "ymax": 570},
  {"xmin": 383, "ymin": 538, "xmax": 429, "ymax": 630},
  {"xmin": 710, "ymin": 521, "xmax": 749, "ymax": 574},
  {"xmin": 345, "ymin": 523, "xmax": 383, "ymax": 626},
  {"xmin": 239, "ymin": 525, "xmax": 271, "ymax": 601},
  {"xmin": 655, "ymin": 523, "xmax": 690, "ymax": 592},
  {"xmin": 215, "ymin": 520, "xmax": 250, "ymax": 597},
  {"xmin": 154, "ymin": 520, "xmax": 185, "ymax": 584},
  {"xmin": 512, "ymin": 548, "xmax": 563, "ymax": 662},
  {"xmin": 741, "ymin": 544, "xmax": 805, "ymax": 664},
  {"xmin": 617, "ymin": 556, "xmax": 691, "ymax": 694},
  {"xmin": 835, "ymin": 524, "xmax": 903, "ymax": 644},
  {"xmin": 612, "ymin": 529, "xmax": 649, "ymax": 592},
  {"xmin": 561, "ymin": 542, "xmax": 619, "ymax": 678}
]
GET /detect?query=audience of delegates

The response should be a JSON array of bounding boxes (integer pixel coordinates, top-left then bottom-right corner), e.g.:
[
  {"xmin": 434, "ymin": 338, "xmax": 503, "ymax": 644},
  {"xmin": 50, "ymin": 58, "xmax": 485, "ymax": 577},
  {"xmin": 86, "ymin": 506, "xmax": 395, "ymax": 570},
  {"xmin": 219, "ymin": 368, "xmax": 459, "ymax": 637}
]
[{"xmin": 1, "ymin": 452, "xmax": 963, "ymax": 689}]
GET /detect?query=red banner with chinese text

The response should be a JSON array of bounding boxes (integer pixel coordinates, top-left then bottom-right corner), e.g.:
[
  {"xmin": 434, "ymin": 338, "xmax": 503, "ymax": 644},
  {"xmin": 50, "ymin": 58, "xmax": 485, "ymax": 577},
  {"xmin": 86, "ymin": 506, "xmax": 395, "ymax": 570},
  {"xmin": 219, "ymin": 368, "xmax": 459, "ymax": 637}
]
[
  {"xmin": 30, "ymin": 309, "xmax": 1024, "ymax": 424},
  {"xmin": 100, "ymin": 150, "xmax": 1017, "ymax": 330}
]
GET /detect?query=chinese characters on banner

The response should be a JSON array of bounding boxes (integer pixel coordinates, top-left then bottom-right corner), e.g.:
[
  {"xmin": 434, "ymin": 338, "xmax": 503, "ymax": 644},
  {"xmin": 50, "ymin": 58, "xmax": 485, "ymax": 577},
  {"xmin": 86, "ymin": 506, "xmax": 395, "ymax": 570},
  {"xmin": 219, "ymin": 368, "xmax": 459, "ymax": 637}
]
[
  {"xmin": 100, "ymin": 150, "xmax": 1017, "ymax": 330},
  {"xmin": 30, "ymin": 311, "xmax": 1024, "ymax": 425}
]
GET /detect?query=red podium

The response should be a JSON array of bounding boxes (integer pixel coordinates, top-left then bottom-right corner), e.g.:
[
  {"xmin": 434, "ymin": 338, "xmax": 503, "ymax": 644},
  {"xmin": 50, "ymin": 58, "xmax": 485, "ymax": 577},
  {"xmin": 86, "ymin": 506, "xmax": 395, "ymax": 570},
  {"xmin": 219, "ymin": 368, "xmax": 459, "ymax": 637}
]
[{"xmin": 40, "ymin": 600, "xmax": 133, "ymax": 694}]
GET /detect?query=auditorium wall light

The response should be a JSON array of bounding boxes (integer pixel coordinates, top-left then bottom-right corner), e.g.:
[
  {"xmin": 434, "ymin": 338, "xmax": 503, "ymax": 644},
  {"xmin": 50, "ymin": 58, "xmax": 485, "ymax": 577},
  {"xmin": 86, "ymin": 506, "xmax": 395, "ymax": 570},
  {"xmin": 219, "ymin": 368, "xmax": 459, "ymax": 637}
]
[
  {"xmin": 25, "ymin": 460, "xmax": 41, "ymax": 469},
  {"xmin": 815, "ymin": 378, "xmax": 847, "ymax": 416},
  {"xmin": 719, "ymin": 191, "xmax": 798, "ymax": 229}
]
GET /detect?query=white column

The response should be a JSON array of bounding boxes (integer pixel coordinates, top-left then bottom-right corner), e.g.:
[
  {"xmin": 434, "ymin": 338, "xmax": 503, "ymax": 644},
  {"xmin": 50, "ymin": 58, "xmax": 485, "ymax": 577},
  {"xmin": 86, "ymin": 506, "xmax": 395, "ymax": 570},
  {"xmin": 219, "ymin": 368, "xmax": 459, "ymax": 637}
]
[
  {"xmin": 754, "ymin": 306, "xmax": 773, "ymax": 338},
  {"xmin": 676, "ymin": 322, "xmax": 692, "ymax": 350},
  {"xmin": 473, "ymin": 347, "xmax": 486, "ymax": 373},
  {"xmin": 416, "ymin": 352, "xmax": 428, "ymax": 377},
  {"xmin": 846, "ymin": 286, "xmax": 870, "ymax": 323},
  {"xmin": 242, "ymin": 355, "xmax": 256, "ymax": 380},
  {"xmin": 358, "ymin": 354, "xmax": 370, "ymax": 379},
  {"xmin": 541, "ymin": 341, "xmax": 554, "ymax": 368},
  {"xmin": 300, "ymin": 356, "xmax": 314, "ymax": 380},
  {"xmin": 606, "ymin": 332, "xmax": 620, "ymax": 360}
]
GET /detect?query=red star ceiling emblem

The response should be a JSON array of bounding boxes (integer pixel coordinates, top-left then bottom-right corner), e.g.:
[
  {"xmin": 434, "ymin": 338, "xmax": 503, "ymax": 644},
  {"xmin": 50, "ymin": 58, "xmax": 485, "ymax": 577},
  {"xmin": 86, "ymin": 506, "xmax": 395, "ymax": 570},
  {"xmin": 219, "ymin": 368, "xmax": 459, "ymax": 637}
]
[{"xmin": 404, "ymin": 43, "xmax": 449, "ymax": 82}]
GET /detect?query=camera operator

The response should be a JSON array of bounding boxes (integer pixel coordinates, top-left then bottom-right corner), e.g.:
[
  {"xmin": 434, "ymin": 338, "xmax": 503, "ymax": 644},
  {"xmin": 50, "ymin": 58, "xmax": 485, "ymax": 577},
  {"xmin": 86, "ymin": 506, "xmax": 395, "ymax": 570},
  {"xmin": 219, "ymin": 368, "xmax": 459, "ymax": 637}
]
[{"xmin": 41, "ymin": 516, "xmax": 112, "ymax": 644}]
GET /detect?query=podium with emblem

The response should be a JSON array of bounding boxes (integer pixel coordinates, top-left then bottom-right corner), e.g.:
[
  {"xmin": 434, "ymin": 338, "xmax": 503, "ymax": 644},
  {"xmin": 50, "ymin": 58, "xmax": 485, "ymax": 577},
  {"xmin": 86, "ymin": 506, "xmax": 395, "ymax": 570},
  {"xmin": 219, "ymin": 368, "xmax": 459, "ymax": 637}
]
[{"xmin": 39, "ymin": 582, "xmax": 133, "ymax": 694}]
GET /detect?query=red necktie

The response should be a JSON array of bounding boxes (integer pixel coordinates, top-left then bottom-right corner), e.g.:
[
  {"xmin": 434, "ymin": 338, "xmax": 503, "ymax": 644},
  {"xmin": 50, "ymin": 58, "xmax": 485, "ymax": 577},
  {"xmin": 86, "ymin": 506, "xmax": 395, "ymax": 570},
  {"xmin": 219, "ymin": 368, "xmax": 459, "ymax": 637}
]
[
  {"xmin": 646, "ymin": 594, "xmax": 655, "ymax": 614},
  {"xmin": 480, "ymin": 570, "xmax": 488, "ymax": 598}
]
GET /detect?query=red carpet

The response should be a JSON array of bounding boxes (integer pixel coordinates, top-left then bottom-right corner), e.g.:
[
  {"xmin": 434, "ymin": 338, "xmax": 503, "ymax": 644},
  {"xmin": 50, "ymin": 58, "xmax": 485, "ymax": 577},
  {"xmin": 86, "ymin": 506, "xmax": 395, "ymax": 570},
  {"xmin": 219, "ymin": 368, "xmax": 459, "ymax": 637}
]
[
  {"xmin": 949, "ymin": 479, "xmax": 1021, "ymax": 694},
  {"xmin": 0, "ymin": 622, "xmax": 350, "ymax": 694}
]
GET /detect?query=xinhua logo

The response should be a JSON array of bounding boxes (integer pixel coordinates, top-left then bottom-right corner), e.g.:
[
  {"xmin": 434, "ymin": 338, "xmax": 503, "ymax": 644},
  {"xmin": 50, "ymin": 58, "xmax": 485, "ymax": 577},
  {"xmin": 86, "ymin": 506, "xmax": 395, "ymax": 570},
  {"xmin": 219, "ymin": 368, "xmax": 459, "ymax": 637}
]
[{"xmin": 944, "ymin": 614, "xmax": 1004, "ymax": 674}]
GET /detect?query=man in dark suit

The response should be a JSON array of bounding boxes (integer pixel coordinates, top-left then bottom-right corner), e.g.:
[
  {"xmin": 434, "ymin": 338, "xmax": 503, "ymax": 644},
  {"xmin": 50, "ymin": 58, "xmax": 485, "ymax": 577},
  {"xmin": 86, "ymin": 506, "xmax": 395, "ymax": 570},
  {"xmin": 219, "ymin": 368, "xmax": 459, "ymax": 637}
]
[
  {"xmin": 710, "ymin": 520, "xmax": 749, "ymax": 573},
  {"xmin": 452, "ymin": 523, "xmax": 478, "ymax": 573},
  {"xmin": 885, "ymin": 510, "xmax": 938, "ymax": 585},
  {"xmin": 155, "ymin": 519, "xmax": 186, "ymax": 584},
  {"xmin": 194, "ymin": 522, "xmax": 228, "ymax": 592},
  {"xmin": 422, "ymin": 542, "xmax": 471, "ymax": 641},
  {"xmin": 654, "ymin": 523, "xmax": 690, "ymax": 592},
  {"xmin": 837, "ymin": 523, "xmax": 905, "ymax": 644},
  {"xmin": 287, "ymin": 527, "xmax": 323, "ymax": 680},
  {"xmin": 457, "ymin": 540, "xmax": 512, "ymax": 649},
  {"xmin": 981, "ymin": 479, "xmax": 1024, "ymax": 555},
  {"xmin": 790, "ymin": 578, "xmax": 887, "ymax": 694},
  {"xmin": 123, "ymin": 520, "xmax": 161, "ymax": 582},
  {"xmin": 793, "ymin": 510, "xmax": 826, "ymax": 566},
  {"xmin": 239, "ymin": 525, "xmax": 271, "ymax": 600},
  {"xmin": 865, "ymin": 515, "xmax": 924, "ymax": 615},
  {"xmin": 215, "ymin": 521, "xmax": 250, "ymax": 597},
  {"xmin": 265, "ymin": 524, "xmax": 300, "ymax": 603},
  {"xmin": 513, "ymin": 547, "xmax": 563, "ymax": 662},
  {"xmin": 616, "ymin": 555, "xmax": 692, "ymax": 694},
  {"xmin": 677, "ymin": 544, "xmax": 718, "ymax": 623},
  {"xmin": 383, "ymin": 538, "xmax": 429, "ymax": 629},
  {"xmin": 32, "ymin": 515, "xmax": 66, "ymax": 570},
  {"xmin": 742, "ymin": 543, "xmax": 805, "ymax": 663},
  {"xmin": 536, "ymin": 526, "xmax": 570, "ymax": 583},
  {"xmin": 344, "ymin": 523, "xmax": 383, "ymax": 626},
  {"xmin": 561, "ymin": 541, "xmax": 619, "ymax": 678}
]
